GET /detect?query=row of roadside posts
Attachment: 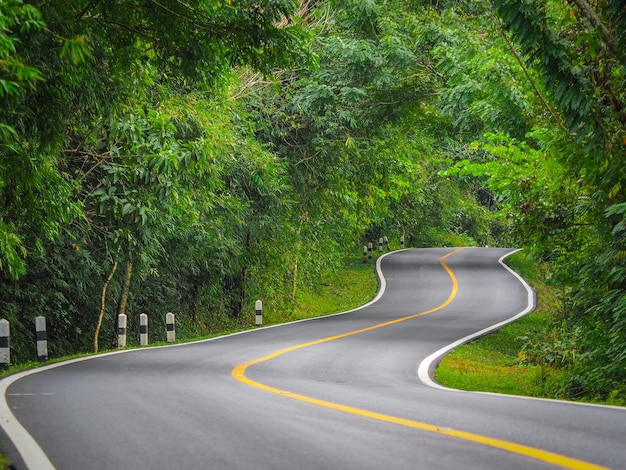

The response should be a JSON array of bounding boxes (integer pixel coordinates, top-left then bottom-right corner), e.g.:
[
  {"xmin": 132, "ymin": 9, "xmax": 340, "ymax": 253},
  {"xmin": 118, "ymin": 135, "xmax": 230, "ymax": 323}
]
[
  {"xmin": 116, "ymin": 312, "xmax": 176, "ymax": 348},
  {"xmin": 363, "ymin": 235, "xmax": 405, "ymax": 263},
  {"xmin": 0, "ymin": 235, "xmax": 404, "ymax": 367},
  {"xmin": 0, "ymin": 304, "xmax": 267, "ymax": 367},
  {"xmin": 0, "ymin": 312, "xmax": 178, "ymax": 367},
  {"xmin": 0, "ymin": 236, "xmax": 406, "ymax": 367},
  {"xmin": 0, "ymin": 238, "xmax": 399, "ymax": 367}
]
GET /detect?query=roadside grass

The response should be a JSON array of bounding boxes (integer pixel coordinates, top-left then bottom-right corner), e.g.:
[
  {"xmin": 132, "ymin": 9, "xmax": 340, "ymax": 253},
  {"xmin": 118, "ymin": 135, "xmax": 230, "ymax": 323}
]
[
  {"xmin": 435, "ymin": 251, "xmax": 567, "ymax": 399},
  {"xmin": 434, "ymin": 311, "xmax": 562, "ymax": 397},
  {"xmin": 292, "ymin": 257, "xmax": 377, "ymax": 319},
  {"xmin": 0, "ymin": 451, "xmax": 9, "ymax": 470}
]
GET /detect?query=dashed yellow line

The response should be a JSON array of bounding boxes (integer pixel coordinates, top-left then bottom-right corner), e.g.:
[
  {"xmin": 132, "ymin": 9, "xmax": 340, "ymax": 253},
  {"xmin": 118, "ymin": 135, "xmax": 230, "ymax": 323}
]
[{"xmin": 231, "ymin": 248, "xmax": 608, "ymax": 470}]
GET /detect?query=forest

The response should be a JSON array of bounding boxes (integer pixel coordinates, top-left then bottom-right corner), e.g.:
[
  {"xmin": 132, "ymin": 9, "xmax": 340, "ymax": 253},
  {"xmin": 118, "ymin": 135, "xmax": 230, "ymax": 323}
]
[{"xmin": 0, "ymin": 0, "xmax": 624, "ymax": 402}]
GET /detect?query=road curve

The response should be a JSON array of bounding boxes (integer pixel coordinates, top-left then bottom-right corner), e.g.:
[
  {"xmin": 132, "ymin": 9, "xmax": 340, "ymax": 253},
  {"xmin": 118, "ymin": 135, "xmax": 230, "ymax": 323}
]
[{"xmin": 1, "ymin": 247, "xmax": 625, "ymax": 469}]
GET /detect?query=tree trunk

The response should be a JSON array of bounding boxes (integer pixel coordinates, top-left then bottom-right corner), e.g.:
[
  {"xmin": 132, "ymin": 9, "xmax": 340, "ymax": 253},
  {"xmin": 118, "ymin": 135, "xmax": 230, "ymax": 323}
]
[
  {"xmin": 117, "ymin": 261, "xmax": 133, "ymax": 318},
  {"xmin": 292, "ymin": 259, "xmax": 298, "ymax": 300},
  {"xmin": 94, "ymin": 259, "xmax": 118, "ymax": 353},
  {"xmin": 113, "ymin": 261, "xmax": 133, "ymax": 347},
  {"xmin": 239, "ymin": 266, "xmax": 247, "ymax": 319}
]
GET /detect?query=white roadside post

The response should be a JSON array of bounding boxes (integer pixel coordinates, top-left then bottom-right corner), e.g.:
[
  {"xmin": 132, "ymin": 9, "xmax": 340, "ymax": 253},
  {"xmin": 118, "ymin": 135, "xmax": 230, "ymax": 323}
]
[
  {"xmin": 363, "ymin": 245, "xmax": 368, "ymax": 263},
  {"xmin": 384, "ymin": 236, "xmax": 389, "ymax": 251},
  {"xmin": 368, "ymin": 242, "xmax": 373, "ymax": 259},
  {"xmin": 140, "ymin": 313, "xmax": 148, "ymax": 346},
  {"xmin": 166, "ymin": 312, "xmax": 176, "ymax": 343},
  {"xmin": 400, "ymin": 235, "xmax": 405, "ymax": 248},
  {"xmin": 35, "ymin": 316, "xmax": 48, "ymax": 362},
  {"xmin": 255, "ymin": 300, "xmax": 263, "ymax": 326},
  {"xmin": 378, "ymin": 237, "xmax": 383, "ymax": 253},
  {"xmin": 0, "ymin": 319, "xmax": 9, "ymax": 366},
  {"xmin": 117, "ymin": 314, "xmax": 127, "ymax": 349}
]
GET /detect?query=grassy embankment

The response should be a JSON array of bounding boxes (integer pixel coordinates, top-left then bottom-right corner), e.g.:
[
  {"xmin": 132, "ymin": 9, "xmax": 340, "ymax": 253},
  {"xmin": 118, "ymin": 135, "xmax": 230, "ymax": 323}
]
[
  {"xmin": 434, "ymin": 251, "xmax": 615, "ymax": 405},
  {"xmin": 435, "ymin": 251, "xmax": 568, "ymax": 398}
]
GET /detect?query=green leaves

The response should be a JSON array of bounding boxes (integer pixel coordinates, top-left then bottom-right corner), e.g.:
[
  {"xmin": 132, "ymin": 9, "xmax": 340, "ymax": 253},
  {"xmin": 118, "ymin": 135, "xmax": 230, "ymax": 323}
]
[
  {"xmin": 0, "ymin": 1, "xmax": 44, "ymax": 96},
  {"xmin": 59, "ymin": 35, "xmax": 90, "ymax": 64},
  {"xmin": 0, "ymin": 27, "xmax": 42, "ymax": 100},
  {"xmin": 432, "ymin": 5, "xmax": 535, "ymax": 139},
  {"xmin": 0, "ymin": 220, "xmax": 26, "ymax": 280}
]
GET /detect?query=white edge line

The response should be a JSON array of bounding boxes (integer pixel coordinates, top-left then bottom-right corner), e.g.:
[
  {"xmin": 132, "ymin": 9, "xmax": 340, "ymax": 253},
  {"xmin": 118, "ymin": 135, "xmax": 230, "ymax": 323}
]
[
  {"xmin": 416, "ymin": 248, "xmax": 626, "ymax": 412},
  {"xmin": 0, "ymin": 249, "xmax": 403, "ymax": 470}
]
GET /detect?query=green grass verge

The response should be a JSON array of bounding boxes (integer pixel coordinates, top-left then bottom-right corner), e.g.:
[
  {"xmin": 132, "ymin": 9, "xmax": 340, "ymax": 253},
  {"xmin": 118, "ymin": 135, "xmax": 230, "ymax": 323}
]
[
  {"xmin": 435, "ymin": 251, "xmax": 571, "ymax": 400},
  {"xmin": 0, "ymin": 451, "xmax": 9, "ymax": 470},
  {"xmin": 435, "ymin": 312, "xmax": 562, "ymax": 397},
  {"xmin": 293, "ymin": 258, "xmax": 377, "ymax": 319}
]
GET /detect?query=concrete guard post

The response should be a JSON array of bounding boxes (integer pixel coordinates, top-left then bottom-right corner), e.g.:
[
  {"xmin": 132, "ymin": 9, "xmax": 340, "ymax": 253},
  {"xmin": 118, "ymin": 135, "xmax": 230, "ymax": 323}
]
[
  {"xmin": 140, "ymin": 313, "xmax": 148, "ymax": 346},
  {"xmin": 35, "ymin": 316, "xmax": 48, "ymax": 362},
  {"xmin": 255, "ymin": 300, "xmax": 263, "ymax": 326},
  {"xmin": 118, "ymin": 314, "xmax": 127, "ymax": 349},
  {"xmin": 0, "ymin": 319, "xmax": 9, "ymax": 366},
  {"xmin": 166, "ymin": 312, "xmax": 175, "ymax": 343}
]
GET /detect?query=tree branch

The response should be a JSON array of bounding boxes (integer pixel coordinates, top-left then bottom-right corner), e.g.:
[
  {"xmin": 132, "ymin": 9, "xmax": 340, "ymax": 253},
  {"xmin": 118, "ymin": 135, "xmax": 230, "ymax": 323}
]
[
  {"xmin": 499, "ymin": 29, "xmax": 570, "ymax": 136},
  {"xmin": 566, "ymin": 0, "xmax": 621, "ymax": 61}
]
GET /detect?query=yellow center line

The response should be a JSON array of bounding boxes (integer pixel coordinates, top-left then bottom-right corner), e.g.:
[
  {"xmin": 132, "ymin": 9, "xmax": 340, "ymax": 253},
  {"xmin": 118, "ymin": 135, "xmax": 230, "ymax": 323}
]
[{"xmin": 231, "ymin": 247, "xmax": 608, "ymax": 470}]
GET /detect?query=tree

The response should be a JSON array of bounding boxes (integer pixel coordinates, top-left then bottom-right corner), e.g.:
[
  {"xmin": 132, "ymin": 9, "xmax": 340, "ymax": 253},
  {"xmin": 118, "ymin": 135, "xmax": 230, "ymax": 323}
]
[
  {"xmin": 248, "ymin": 0, "xmax": 495, "ymax": 280},
  {"xmin": 490, "ymin": 0, "xmax": 626, "ymax": 398},
  {"xmin": 0, "ymin": 0, "xmax": 74, "ymax": 280},
  {"xmin": 0, "ymin": 0, "xmax": 312, "ymax": 281},
  {"xmin": 0, "ymin": 0, "xmax": 313, "ymax": 360}
]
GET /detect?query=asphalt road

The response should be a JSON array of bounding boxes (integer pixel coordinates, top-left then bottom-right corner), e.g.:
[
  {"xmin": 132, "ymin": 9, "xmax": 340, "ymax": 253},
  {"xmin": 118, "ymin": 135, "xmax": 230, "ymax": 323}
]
[{"xmin": 1, "ymin": 247, "xmax": 625, "ymax": 469}]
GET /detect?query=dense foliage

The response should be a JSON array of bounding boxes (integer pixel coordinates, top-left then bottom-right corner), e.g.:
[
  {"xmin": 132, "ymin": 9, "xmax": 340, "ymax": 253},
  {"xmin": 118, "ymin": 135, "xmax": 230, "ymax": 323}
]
[
  {"xmin": 446, "ymin": 0, "xmax": 626, "ymax": 399},
  {"xmin": 0, "ymin": 0, "xmax": 623, "ymax": 400}
]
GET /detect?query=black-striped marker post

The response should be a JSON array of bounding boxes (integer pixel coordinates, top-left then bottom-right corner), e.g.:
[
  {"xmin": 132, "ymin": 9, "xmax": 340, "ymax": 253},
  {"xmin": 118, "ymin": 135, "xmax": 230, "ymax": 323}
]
[
  {"xmin": 140, "ymin": 313, "xmax": 148, "ymax": 346},
  {"xmin": 378, "ymin": 238, "xmax": 383, "ymax": 253},
  {"xmin": 166, "ymin": 312, "xmax": 175, "ymax": 342},
  {"xmin": 118, "ymin": 314, "xmax": 127, "ymax": 349},
  {"xmin": 0, "ymin": 319, "xmax": 9, "ymax": 366},
  {"xmin": 255, "ymin": 300, "xmax": 263, "ymax": 326},
  {"xmin": 400, "ymin": 235, "xmax": 405, "ymax": 248},
  {"xmin": 368, "ymin": 242, "xmax": 373, "ymax": 259},
  {"xmin": 384, "ymin": 236, "xmax": 389, "ymax": 251},
  {"xmin": 35, "ymin": 316, "xmax": 48, "ymax": 362},
  {"xmin": 363, "ymin": 245, "xmax": 368, "ymax": 263}
]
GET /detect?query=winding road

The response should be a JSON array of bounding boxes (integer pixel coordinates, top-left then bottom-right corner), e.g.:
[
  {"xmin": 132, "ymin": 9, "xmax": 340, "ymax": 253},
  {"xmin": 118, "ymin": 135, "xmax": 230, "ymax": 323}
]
[{"xmin": 1, "ymin": 247, "xmax": 624, "ymax": 469}]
